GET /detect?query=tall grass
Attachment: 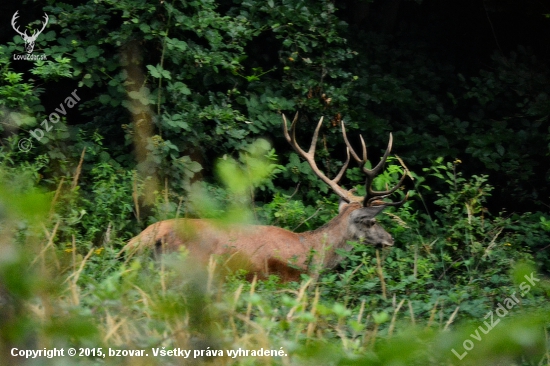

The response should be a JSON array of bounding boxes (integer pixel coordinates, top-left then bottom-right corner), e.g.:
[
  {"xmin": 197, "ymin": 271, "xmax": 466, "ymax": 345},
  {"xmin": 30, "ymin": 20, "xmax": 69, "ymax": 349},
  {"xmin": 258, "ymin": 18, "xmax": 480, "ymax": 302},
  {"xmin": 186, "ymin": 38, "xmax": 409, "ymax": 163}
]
[{"xmin": 1, "ymin": 228, "xmax": 549, "ymax": 365}]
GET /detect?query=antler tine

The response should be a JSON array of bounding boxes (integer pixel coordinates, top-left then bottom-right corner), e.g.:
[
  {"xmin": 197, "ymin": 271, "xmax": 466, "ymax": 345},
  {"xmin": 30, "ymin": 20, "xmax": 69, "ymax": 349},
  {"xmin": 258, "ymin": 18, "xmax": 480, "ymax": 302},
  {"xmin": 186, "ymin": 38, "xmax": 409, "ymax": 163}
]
[
  {"xmin": 362, "ymin": 133, "xmax": 409, "ymax": 207},
  {"xmin": 307, "ymin": 115, "xmax": 323, "ymax": 156},
  {"xmin": 365, "ymin": 133, "xmax": 393, "ymax": 180},
  {"xmin": 39, "ymin": 13, "xmax": 49, "ymax": 33},
  {"xmin": 332, "ymin": 147, "xmax": 350, "ymax": 183},
  {"xmin": 369, "ymin": 191, "xmax": 409, "ymax": 208},
  {"xmin": 340, "ymin": 119, "xmax": 367, "ymax": 165},
  {"xmin": 282, "ymin": 113, "xmax": 352, "ymax": 201},
  {"xmin": 282, "ymin": 113, "xmax": 305, "ymax": 156},
  {"xmin": 365, "ymin": 172, "xmax": 408, "ymax": 205}
]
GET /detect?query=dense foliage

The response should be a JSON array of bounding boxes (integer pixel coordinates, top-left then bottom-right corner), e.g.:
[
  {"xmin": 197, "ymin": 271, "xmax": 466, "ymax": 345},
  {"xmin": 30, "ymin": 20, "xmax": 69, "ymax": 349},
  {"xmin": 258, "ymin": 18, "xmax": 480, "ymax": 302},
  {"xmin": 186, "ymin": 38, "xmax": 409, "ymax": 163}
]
[{"xmin": 0, "ymin": 0, "xmax": 549, "ymax": 365}]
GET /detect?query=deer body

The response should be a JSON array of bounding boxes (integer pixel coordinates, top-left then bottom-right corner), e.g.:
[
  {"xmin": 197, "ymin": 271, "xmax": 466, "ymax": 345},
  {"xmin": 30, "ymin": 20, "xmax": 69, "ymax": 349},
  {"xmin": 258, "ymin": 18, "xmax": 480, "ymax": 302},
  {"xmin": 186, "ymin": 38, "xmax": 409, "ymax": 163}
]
[
  {"xmin": 123, "ymin": 202, "xmax": 393, "ymax": 281},
  {"xmin": 124, "ymin": 114, "xmax": 408, "ymax": 281}
]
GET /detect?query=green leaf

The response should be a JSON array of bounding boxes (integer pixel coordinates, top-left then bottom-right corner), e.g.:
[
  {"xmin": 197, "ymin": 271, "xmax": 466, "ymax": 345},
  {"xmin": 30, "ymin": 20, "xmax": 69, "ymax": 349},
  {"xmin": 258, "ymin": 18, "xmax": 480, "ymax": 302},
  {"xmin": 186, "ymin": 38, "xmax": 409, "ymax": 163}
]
[
  {"xmin": 99, "ymin": 94, "xmax": 111, "ymax": 104},
  {"xmin": 74, "ymin": 48, "xmax": 87, "ymax": 63},
  {"xmin": 86, "ymin": 45, "xmax": 101, "ymax": 58},
  {"xmin": 146, "ymin": 65, "xmax": 161, "ymax": 78}
]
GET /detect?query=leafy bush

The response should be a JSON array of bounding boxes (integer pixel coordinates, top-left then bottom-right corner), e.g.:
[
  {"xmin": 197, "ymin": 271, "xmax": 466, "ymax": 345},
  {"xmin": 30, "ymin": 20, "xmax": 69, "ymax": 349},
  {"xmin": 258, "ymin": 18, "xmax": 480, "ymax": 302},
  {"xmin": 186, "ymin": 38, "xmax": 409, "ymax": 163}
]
[
  {"xmin": 317, "ymin": 159, "xmax": 546, "ymax": 323},
  {"xmin": 1, "ymin": 153, "xmax": 550, "ymax": 365}
]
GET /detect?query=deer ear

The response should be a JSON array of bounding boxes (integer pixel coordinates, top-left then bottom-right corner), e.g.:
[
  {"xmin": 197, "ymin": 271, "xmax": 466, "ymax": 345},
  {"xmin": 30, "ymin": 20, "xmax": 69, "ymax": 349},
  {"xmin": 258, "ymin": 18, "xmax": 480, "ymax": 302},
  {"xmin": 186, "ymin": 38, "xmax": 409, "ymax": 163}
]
[
  {"xmin": 338, "ymin": 198, "xmax": 349, "ymax": 213},
  {"xmin": 361, "ymin": 205, "xmax": 387, "ymax": 218}
]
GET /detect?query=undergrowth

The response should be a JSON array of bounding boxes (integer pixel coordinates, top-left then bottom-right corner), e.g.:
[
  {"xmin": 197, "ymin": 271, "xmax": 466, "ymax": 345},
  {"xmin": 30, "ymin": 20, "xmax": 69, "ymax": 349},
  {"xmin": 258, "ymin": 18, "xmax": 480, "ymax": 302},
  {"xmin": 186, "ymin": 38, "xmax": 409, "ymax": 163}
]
[{"xmin": 0, "ymin": 155, "xmax": 549, "ymax": 365}]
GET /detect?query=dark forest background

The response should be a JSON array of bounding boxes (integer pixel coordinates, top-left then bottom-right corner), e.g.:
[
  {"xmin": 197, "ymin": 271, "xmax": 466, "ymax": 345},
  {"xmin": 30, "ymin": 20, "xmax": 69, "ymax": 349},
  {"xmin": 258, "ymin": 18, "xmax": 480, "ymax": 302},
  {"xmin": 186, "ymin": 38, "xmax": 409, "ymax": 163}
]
[{"xmin": 1, "ymin": 0, "xmax": 548, "ymax": 215}]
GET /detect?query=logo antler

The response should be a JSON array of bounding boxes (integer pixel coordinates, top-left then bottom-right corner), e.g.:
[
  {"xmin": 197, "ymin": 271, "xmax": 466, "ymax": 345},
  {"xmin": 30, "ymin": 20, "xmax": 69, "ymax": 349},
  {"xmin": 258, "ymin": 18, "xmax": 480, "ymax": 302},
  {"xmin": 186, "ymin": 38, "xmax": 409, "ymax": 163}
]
[{"xmin": 11, "ymin": 11, "xmax": 49, "ymax": 54}]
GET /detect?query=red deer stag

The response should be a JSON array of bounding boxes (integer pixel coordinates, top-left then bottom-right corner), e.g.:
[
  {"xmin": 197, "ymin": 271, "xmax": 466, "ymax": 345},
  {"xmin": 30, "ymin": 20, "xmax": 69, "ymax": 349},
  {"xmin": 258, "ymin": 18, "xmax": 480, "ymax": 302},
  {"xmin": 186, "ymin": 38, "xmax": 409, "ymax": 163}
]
[{"xmin": 122, "ymin": 114, "xmax": 408, "ymax": 281}]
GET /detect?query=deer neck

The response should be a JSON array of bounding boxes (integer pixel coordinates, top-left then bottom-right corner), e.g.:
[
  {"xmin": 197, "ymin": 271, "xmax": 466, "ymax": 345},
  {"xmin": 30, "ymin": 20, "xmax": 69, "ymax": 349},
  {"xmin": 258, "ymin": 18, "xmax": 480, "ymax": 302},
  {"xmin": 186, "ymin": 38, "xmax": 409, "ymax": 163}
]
[{"xmin": 300, "ymin": 202, "xmax": 360, "ymax": 268}]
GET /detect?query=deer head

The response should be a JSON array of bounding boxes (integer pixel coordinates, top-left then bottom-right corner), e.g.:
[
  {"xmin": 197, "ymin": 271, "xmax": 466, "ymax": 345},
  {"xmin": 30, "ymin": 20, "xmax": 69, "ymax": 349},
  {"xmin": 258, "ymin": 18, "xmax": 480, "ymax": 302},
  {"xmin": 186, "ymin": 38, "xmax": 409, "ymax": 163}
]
[
  {"xmin": 11, "ymin": 11, "xmax": 49, "ymax": 54},
  {"xmin": 282, "ymin": 113, "xmax": 408, "ymax": 248}
]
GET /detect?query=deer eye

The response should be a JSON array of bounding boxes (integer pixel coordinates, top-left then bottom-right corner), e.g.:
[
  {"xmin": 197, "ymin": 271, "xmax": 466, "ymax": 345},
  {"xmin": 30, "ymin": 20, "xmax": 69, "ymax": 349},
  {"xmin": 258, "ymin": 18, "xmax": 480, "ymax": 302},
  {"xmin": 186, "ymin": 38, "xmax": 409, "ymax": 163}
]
[{"xmin": 363, "ymin": 218, "xmax": 376, "ymax": 227}]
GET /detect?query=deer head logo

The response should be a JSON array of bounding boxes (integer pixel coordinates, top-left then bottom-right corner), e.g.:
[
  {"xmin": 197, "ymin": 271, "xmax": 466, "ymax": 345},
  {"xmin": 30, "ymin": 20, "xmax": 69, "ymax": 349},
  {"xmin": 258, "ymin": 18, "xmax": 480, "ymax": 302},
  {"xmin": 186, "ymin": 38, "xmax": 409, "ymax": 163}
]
[{"xmin": 11, "ymin": 11, "xmax": 49, "ymax": 54}]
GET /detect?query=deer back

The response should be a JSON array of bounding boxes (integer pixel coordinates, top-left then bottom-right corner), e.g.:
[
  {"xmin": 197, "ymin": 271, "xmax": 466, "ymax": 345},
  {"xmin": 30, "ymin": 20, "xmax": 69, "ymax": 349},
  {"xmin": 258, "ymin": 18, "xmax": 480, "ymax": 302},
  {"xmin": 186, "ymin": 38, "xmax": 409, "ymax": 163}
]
[{"xmin": 122, "ymin": 201, "xmax": 394, "ymax": 281}]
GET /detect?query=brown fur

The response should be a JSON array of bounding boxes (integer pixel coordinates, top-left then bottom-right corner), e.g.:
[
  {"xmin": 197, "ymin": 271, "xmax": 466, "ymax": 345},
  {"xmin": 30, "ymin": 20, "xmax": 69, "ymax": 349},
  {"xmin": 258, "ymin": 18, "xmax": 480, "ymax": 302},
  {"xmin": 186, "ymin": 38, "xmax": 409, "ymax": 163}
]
[{"xmin": 122, "ymin": 202, "xmax": 394, "ymax": 281}]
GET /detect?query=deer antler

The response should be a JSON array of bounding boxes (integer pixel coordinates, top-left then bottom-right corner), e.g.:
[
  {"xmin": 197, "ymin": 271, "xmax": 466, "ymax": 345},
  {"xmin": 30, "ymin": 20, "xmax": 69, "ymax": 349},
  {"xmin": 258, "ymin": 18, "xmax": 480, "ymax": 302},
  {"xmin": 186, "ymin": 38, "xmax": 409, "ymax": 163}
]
[
  {"xmin": 11, "ymin": 11, "xmax": 27, "ymax": 38},
  {"xmin": 340, "ymin": 120, "xmax": 408, "ymax": 207},
  {"xmin": 283, "ymin": 113, "xmax": 408, "ymax": 207},
  {"xmin": 282, "ymin": 113, "xmax": 361, "ymax": 203},
  {"xmin": 36, "ymin": 13, "xmax": 49, "ymax": 37}
]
